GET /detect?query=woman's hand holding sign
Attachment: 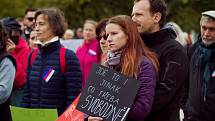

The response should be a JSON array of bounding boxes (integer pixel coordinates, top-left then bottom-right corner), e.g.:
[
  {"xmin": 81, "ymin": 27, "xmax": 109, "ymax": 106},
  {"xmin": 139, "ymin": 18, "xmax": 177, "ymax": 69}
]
[{"xmin": 88, "ymin": 116, "xmax": 103, "ymax": 121}]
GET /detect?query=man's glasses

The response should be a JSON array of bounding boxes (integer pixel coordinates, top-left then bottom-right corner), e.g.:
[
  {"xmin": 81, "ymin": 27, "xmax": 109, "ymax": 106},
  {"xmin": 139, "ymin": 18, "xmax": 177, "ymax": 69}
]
[
  {"xmin": 96, "ymin": 34, "xmax": 107, "ymax": 40},
  {"xmin": 26, "ymin": 17, "xmax": 34, "ymax": 22}
]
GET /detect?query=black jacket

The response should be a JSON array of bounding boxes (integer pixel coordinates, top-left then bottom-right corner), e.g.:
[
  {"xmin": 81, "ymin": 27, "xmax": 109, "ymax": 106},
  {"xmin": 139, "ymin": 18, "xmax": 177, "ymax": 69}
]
[
  {"xmin": 187, "ymin": 36, "xmax": 215, "ymax": 121},
  {"xmin": 22, "ymin": 41, "xmax": 82, "ymax": 115},
  {"xmin": 142, "ymin": 28, "xmax": 189, "ymax": 121}
]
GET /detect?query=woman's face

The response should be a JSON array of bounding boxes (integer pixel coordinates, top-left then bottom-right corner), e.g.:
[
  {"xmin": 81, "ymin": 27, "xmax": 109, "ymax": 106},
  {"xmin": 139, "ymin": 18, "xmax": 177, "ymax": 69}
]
[
  {"xmin": 83, "ymin": 23, "xmax": 96, "ymax": 42},
  {"xmin": 99, "ymin": 30, "xmax": 108, "ymax": 54},
  {"xmin": 29, "ymin": 30, "xmax": 37, "ymax": 49},
  {"xmin": 106, "ymin": 23, "xmax": 128, "ymax": 52},
  {"xmin": 35, "ymin": 14, "xmax": 55, "ymax": 42}
]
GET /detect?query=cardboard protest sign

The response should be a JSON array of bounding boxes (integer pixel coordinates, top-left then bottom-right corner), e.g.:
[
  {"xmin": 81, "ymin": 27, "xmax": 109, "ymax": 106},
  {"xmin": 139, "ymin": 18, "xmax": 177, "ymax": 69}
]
[
  {"xmin": 11, "ymin": 106, "xmax": 57, "ymax": 121},
  {"xmin": 76, "ymin": 64, "xmax": 140, "ymax": 121},
  {"xmin": 56, "ymin": 94, "xmax": 84, "ymax": 121}
]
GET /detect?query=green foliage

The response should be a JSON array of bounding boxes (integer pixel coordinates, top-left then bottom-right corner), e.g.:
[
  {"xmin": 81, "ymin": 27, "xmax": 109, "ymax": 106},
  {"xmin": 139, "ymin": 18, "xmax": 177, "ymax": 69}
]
[
  {"xmin": 166, "ymin": 0, "xmax": 215, "ymax": 32},
  {"xmin": 0, "ymin": 0, "xmax": 214, "ymax": 31}
]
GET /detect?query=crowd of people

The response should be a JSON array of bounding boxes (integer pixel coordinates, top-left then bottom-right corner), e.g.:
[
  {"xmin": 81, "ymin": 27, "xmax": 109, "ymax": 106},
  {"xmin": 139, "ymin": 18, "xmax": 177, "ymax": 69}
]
[{"xmin": 0, "ymin": 0, "xmax": 215, "ymax": 121}]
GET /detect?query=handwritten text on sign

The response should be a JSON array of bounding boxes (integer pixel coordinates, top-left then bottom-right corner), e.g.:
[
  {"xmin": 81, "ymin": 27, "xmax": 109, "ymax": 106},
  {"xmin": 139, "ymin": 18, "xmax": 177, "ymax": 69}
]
[{"xmin": 77, "ymin": 64, "xmax": 139, "ymax": 121}]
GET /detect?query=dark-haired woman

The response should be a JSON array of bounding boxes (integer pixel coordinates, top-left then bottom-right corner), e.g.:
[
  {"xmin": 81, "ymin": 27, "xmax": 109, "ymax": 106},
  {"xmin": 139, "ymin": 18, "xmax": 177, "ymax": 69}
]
[{"xmin": 0, "ymin": 22, "xmax": 16, "ymax": 121}]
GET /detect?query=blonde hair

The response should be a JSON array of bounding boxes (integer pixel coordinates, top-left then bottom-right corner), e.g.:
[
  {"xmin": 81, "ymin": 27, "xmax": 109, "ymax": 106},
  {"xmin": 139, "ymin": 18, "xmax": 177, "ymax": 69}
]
[
  {"xmin": 63, "ymin": 29, "xmax": 74, "ymax": 40},
  {"xmin": 84, "ymin": 19, "xmax": 97, "ymax": 28}
]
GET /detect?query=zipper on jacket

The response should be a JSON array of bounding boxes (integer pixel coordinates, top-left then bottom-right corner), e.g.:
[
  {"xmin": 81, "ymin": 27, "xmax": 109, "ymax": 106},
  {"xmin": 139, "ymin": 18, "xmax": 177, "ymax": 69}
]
[{"xmin": 39, "ymin": 52, "xmax": 46, "ymax": 107}]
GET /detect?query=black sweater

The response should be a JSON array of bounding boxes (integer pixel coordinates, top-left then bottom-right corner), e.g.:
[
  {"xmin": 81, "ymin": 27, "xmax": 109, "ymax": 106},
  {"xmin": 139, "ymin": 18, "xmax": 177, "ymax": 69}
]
[{"xmin": 142, "ymin": 28, "xmax": 189, "ymax": 121}]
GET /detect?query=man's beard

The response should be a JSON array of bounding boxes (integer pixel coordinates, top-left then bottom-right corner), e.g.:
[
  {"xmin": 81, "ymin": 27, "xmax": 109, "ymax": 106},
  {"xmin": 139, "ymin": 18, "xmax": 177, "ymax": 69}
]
[{"xmin": 202, "ymin": 39, "xmax": 215, "ymax": 46}]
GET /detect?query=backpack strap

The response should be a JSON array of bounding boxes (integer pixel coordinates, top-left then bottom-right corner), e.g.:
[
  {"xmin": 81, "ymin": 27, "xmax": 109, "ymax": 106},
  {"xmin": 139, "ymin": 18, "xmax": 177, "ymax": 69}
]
[
  {"xmin": 30, "ymin": 49, "xmax": 39, "ymax": 67},
  {"xmin": 0, "ymin": 53, "xmax": 16, "ymax": 68},
  {"xmin": 60, "ymin": 47, "xmax": 66, "ymax": 74},
  {"xmin": 29, "ymin": 47, "xmax": 66, "ymax": 74},
  {"xmin": 0, "ymin": 53, "xmax": 8, "ymax": 62}
]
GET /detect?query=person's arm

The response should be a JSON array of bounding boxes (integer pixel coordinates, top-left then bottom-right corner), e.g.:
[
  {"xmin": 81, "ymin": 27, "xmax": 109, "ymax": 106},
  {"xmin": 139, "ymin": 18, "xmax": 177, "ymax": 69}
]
[
  {"xmin": 88, "ymin": 116, "xmax": 103, "ymax": 121},
  {"xmin": 0, "ymin": 57, "xmax": 16, "ymax": 104},
  {"xmin": 127, "ymin": 58, "xmax": 157, "ymax": 120},
  {"xmin": 65, "ymin": 50, "xmax": 82, "ymax": 106},
  {"xmin": 150, "ymin": 49, "xmax": 188, "ymax": 113},
  {"xmin": 10, "ymin": 46, "xmax": 30, "ymax": 89}
]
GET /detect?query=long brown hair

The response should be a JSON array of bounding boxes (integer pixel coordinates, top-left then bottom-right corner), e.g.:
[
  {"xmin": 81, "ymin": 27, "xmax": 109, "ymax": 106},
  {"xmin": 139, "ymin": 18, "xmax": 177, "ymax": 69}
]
[{"xmin": 107, "ymin": 15, "xmax": 159, "ymax": 78}]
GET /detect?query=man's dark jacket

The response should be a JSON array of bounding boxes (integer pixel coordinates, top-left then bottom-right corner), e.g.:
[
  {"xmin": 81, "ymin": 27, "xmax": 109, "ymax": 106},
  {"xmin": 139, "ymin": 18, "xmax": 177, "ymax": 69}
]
[
  {"xmin": 186, "ymin": 36, "xmax": 215, "ymax": 121},
  {"xmin": 142, "ymin": 28, "xmax": 189, "ymax": 121}
]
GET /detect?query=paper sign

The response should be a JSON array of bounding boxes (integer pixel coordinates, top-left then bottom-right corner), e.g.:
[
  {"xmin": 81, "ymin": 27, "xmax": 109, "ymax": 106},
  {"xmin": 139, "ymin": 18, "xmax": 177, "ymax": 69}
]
[
  {"xmin": 11, "ymin": 106, "xmax": 58, "ymax": 121},
  {"xmin": 56, "ymin": 94, "xmax": 84, "ymax": 121},
  {"xmin": 76, "ymin": 64, "xmax": 140, "ymax": 121}
]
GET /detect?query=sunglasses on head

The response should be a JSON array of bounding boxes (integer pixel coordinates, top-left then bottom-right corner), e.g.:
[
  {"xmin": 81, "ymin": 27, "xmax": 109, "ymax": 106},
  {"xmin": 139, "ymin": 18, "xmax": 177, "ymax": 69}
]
[
  {"xmin": 27, "ymin": 17, "xmax": 34, "ymax": 22},
  {"xmin": 96, "ymin": 34, "xmax": 107, "ymax": 40}
]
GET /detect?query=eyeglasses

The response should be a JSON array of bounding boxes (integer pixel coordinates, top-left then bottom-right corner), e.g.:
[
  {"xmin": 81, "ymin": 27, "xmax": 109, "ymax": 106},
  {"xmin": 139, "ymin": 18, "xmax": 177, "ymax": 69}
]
[
  {"xmin": 96, "ymin": 34, "xmax": 107, "ymax": 40},
  {"xmin": 26, "ymin": 17, "xmax": 34, "ymax": 22}
]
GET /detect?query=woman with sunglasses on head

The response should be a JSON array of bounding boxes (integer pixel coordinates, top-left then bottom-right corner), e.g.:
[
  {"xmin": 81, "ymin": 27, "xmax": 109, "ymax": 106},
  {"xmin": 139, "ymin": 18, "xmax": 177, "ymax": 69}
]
[
  {"xmin": 0, "ymin": 22, "xmax": 16, "ymax": 121},
  {"xmin": 88, "ymin": 15, "xmax": 159, "ymax": 121},
  {"xmin": 96, "ymin": 18, "xmax": 109, "ymax": 65},
  {"xmin": 76, "ymin": 19, "xmax": 99, "ymax": 88}
]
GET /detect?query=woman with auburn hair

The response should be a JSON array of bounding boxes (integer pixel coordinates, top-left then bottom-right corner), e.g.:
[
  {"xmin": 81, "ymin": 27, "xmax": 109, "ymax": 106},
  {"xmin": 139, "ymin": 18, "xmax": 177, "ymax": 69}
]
[{"xmin": 88, "ymin": 15, "xmax": 159, "ymax": 121}]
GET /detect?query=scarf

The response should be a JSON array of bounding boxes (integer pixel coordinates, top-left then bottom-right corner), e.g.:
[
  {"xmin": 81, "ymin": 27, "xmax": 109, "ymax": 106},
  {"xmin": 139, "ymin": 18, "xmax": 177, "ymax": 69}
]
[
  {"xmin": 106, "ymin": 51, "xmax": 121, "ymax": 67},
  {"xmin": 195, "ymin": 41, "xmax": 215, "ymax": 101}
]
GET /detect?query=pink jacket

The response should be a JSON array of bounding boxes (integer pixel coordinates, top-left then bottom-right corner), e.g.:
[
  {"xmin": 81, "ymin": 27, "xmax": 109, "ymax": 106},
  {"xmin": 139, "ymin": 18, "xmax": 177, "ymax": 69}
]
[
  {"xmin": 10, "ymin": 37, "xmax": 31, "ymax": 89},
  {"xmin": 76, "ymin": 38, "xmax": 99, "ymax": 88}
]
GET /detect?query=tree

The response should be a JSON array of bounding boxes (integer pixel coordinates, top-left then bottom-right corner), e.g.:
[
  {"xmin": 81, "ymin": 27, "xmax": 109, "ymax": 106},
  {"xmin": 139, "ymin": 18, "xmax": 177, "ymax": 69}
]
[{"xmin": 0, "ymin": 0, "xmax": 214, "ymax": 32}]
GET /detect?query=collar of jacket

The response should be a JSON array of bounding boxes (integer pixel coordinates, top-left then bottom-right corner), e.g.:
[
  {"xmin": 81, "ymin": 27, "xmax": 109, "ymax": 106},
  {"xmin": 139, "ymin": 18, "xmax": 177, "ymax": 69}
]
[
  {"xmin": 34, "ymin": 36, "xmax": 59, "ymax": 46},
  {"xmin": 82, "ymin": 38, "xmax": 97, "ymax": 47},
  {"xmin": 140, "ymin": 28, "xmax": 177, "ymax": 48},
  {"xmin": 38, "ymin": 40, "xmax": 61, "ymax": 53},
  {"xmin": 194, "ymin": 36, "xmax": 215, "ymax": 67}
]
